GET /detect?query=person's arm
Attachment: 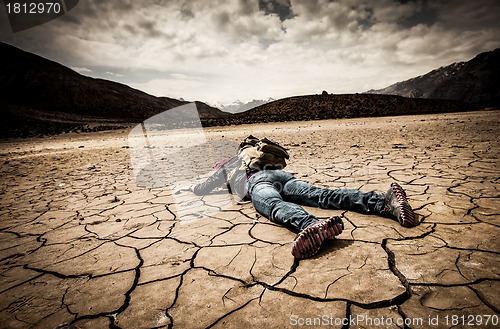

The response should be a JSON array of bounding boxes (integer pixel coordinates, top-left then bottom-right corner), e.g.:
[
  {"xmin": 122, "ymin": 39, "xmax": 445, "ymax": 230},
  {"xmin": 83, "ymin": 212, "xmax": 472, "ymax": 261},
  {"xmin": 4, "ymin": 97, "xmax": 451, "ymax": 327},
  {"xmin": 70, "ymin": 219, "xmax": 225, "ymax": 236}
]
[{"xmin": 191, "ymin": 164, "xmax": 228, "ymax": 195}]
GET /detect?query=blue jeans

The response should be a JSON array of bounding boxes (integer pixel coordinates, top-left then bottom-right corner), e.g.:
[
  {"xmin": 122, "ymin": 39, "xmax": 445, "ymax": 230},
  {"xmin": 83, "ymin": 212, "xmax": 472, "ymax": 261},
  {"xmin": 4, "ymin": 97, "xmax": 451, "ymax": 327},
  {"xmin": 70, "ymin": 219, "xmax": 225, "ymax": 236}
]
[{"xmin": 246, "ymin": 170, "xmax": 385, "ymax": 231}]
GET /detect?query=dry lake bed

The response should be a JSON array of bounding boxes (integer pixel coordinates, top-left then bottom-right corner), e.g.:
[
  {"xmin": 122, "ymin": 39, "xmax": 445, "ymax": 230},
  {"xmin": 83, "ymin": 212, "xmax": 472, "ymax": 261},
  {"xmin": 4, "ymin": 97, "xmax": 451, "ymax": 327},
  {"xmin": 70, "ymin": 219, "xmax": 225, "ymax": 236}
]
[{"xmin": 0, "ymin": 110, "xmax": 499, "ymax": 328}]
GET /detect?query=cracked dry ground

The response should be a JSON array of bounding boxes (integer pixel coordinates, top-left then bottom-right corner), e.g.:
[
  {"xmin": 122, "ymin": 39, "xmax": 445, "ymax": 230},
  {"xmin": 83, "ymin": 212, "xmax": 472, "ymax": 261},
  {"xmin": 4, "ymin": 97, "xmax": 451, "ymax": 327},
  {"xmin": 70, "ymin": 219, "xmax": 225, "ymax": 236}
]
[{"xmin": 0, "ymin": 110, "xmax": 499, "ymax": 329}]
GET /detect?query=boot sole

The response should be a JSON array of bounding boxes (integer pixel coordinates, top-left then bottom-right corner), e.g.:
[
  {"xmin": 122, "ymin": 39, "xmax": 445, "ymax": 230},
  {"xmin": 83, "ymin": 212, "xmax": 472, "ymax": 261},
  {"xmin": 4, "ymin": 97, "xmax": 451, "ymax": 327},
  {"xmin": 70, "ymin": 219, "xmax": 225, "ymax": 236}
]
[
  {"xmin": 391, "ymin": 183, "xmax": 416, "ymax": 227},
  {"xmin": 291, "ymin": 216, "xmax": 343, "ymax": 259}
]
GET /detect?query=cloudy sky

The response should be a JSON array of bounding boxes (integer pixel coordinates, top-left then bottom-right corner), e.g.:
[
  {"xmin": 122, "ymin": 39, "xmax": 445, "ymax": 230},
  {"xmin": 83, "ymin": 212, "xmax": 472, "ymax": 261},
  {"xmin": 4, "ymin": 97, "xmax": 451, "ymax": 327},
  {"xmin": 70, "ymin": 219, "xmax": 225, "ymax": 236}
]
[{"xmin": 1, "ymin": 0, "xmax": 499, "ymax": 106}]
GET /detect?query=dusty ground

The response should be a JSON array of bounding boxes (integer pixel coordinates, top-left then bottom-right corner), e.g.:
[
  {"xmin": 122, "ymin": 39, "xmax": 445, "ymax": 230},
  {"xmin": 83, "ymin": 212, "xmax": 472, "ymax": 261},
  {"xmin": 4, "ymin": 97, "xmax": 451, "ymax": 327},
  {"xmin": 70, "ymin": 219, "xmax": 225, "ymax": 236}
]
[{"xmin": 0, "ymin": 110, "xmax": 499, "ymax": 329}]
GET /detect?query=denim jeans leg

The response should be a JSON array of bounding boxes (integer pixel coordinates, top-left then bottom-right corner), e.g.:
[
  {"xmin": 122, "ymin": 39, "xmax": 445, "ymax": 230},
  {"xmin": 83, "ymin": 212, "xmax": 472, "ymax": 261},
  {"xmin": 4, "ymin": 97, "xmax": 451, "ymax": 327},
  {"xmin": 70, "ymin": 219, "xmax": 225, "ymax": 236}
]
[
  {"xmin": 247, "ymin": 173, "xmax": 317, "ymax": 231},
  {"xmin": 282, "ymin": 177, "xmax": 385, "ymax": 214}
]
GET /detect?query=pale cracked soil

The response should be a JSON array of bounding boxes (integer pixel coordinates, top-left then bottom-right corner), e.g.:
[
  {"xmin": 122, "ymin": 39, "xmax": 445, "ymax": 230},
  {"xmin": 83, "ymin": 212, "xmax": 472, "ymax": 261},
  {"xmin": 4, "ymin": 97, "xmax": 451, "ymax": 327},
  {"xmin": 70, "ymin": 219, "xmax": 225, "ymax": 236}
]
[{"xmin": 0, "ymin": 110, "xmax": 499, "ymax": 329}]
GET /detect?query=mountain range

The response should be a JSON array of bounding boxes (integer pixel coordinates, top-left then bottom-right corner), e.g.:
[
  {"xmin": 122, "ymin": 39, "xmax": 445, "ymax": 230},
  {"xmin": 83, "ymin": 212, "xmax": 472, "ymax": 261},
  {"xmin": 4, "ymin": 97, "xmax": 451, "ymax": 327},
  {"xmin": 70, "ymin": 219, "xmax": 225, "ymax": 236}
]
[
  {"xmin": 366, "ymin": 48, "xmax": 500, "ymax": 105},
  {"xmin": 0, "ymin": 42, "xmax": 496, "ymax": 138}
]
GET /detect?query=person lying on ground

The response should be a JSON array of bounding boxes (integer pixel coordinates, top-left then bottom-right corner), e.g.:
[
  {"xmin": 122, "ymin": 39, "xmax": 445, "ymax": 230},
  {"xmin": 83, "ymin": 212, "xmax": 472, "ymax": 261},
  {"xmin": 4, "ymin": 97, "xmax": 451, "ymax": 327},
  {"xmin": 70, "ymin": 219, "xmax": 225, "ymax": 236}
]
[{"xmin": 182, "ymin": 140, "xmax": 417, "ymax": 259}]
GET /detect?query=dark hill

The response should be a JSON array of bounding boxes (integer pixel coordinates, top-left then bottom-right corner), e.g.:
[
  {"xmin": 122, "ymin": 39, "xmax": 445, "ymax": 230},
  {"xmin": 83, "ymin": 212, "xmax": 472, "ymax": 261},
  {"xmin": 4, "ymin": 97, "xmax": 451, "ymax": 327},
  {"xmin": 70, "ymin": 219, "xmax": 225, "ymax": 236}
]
[
  {"xmin": 202, "ymin": 93, "xmax": 476, "ymax": 126},
  {"xmin": 366, "ymin": 48, "xmax": 500, "ymax": 105},
  {"xmin": 0, "ymin": 42, "xmax": 229, "ymax": 138}
]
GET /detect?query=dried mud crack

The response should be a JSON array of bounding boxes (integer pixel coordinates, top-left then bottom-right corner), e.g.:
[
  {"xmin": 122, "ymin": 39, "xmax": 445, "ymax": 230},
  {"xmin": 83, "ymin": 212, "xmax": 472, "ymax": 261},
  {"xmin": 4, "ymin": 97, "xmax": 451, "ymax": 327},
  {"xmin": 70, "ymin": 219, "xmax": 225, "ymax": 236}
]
[{"xmin": 0, "ymin": 110, "xmax": 499, "ymax": 328}]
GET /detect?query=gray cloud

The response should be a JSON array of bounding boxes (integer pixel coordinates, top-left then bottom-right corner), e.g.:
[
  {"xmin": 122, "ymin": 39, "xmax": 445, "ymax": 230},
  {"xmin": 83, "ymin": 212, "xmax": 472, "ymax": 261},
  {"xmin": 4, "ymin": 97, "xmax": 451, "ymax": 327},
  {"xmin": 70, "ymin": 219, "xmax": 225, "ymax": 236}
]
[
  {"xmin": 432, "ymin": 0, "xmax": 500, "ymax": 30},
  {"xmin": 213, "ymin": 10, "xmax": 232, "ymax": 30},
  {"xmin": 259, "ymin": 0, "xmax": 294, "ymax": 21},
  {"xmin": 237, "ymin": 0, "xmax": 257, "ymax": 16}
]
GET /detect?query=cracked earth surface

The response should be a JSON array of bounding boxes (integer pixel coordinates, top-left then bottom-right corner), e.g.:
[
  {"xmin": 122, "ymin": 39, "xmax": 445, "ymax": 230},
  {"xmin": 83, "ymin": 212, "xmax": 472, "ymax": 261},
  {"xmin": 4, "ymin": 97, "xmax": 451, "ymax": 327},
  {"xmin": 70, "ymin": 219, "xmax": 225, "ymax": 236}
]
[{"xmin": 0, "ymin": 110, "xmax": 499, "ymax": 328}]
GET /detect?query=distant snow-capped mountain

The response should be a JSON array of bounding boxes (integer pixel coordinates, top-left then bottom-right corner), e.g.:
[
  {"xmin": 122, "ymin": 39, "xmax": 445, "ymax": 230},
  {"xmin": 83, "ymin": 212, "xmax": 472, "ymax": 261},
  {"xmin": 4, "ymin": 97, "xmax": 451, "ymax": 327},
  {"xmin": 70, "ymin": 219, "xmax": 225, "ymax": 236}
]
[{"xmin": 218, "ymin": 98, "xmax": 275, "ymax": 113}]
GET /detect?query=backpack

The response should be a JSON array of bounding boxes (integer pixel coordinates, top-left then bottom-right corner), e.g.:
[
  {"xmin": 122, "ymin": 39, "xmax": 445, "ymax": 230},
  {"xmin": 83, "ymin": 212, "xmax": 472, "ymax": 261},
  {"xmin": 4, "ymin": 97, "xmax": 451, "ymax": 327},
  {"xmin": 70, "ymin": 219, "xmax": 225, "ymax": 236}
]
[{"xmin": 237, "ymin": 135, "xmax": 289, "ymax": 171}]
